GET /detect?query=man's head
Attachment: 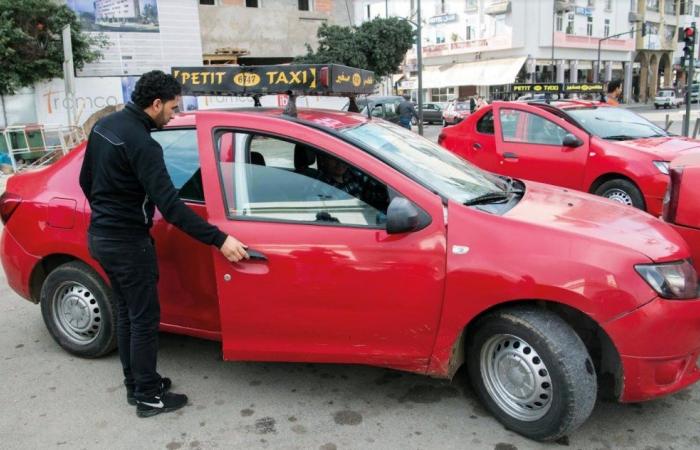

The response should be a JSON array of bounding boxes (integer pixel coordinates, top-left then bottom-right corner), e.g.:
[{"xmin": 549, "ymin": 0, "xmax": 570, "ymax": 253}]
[
  {"xmin": 402, "ymin": 93, "xmax": 411, "ymax": 101},
  {"xmin": 131, "ymin": 70, "xmax": 182, "ymax": 129},
  {"xmin": 608, "ymin": 79, "xmax": 622, "ymax": 98},
  {"xmin": 317, "ymin": 153, "xmax": 348, "ymax": 180}
]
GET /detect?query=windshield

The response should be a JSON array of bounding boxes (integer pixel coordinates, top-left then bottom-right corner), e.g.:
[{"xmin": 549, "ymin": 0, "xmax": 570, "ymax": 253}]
[
  {"xmin": 566, "ymin": 106, "xmax": 667, "ymax": 140},
  {"xmin": 338, "ymin": 121, "xmax": 506, "ymax": 203}
]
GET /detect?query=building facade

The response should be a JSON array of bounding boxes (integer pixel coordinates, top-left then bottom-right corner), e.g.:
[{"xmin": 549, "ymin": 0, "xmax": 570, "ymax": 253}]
[{"xmin": 355, "ymin": 0, "xmax": 640, "ymax": 103}]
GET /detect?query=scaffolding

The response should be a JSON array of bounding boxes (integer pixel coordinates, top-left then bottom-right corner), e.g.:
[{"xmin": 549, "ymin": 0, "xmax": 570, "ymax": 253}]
[{"xmin": 0, "ymin": 124, "xmax": 86, "ymax": 173}]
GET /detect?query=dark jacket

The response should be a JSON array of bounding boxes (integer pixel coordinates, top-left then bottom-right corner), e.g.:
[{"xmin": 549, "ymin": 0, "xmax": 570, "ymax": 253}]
[
  {"xmin": 398, "ymin": 100, "xmax": 418, "ymax": 121},
  {"xmin": 79, "ymin": 103, "xmax": 226, "ymax": 248}
]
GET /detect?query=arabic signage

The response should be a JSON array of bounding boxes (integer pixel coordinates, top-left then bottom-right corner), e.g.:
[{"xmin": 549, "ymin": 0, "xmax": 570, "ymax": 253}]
[
  {"xmin": 171, "ymin": 64, "xmax": 375, "ymax": 96},
  {"xmin": 563, "ymin": 83, "xmax": 605, "ymax": 93},
  {"xmin": 429, "ymin": 13, "xmax": 458, "ymax": 25}
]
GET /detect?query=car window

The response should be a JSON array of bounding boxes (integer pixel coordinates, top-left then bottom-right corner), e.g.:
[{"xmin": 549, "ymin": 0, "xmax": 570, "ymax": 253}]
[
  {"xmin": 151, "ymin": 128, "xmax": 203, "ymax": 202},
  {"xmin": 370, "ymin": 104, "xmax": 384, "ymax": 118},
  {"xmin": 476, "ymin": 111, "xmax": 494, "ymax": 134},
  {"xmin": 385, "ymin": 101, "xmax": 399, "ymax": 119},
  {"xmin": 500, "ymin": 109, "xmax": 568, "ymax": 146},
  {"xmin": 215, "ymin": 131, "xmax": 390, "ymax": 227}
]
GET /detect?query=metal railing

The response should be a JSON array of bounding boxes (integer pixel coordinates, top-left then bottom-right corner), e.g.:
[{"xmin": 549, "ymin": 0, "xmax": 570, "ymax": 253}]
[{"xmin": 1, "ymin": 124, "xmax": 86, "ymax": 173}]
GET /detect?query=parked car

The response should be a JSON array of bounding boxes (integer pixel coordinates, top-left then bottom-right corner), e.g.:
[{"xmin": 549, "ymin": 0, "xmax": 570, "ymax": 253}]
[
  {"xmin": 2, "ymin": 107, "xmax": 700, "ymax": 441},
  {"xmin": 345, "ymin": 95, "xmax": 404, "ymax": 124},
  {"xmin": 442, "ymin": 100, "xmax": 471, "ymax": 126},
  {"xmin": 438, "ymin": 100, "xmax": 700, "ymax": 216},
  {"xmin": 412, "ymin": 102, "xmax": 443, "ymax": 125},
  {"xmin": 654, "ymin": 88, "xmax": 683, "ymax": 109},
  {"xmin": 663, "ymin": 152, "xmax": 700, "ymax": 272}
]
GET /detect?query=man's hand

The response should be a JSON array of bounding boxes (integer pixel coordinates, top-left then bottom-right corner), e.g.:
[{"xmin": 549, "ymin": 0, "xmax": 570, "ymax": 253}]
[{"xmin": 219, "ymin": 235, "xmax": 249, "ymax": 262}]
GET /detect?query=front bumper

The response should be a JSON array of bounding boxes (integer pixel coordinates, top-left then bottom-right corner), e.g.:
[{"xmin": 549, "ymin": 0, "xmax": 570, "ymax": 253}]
[
  {"xmin": 0, "ymin": 228, "xmax": 40, "ymax": 302},
  {"xmin": 604, "ymin": 296, "xmax": 700, "ymax": 402}
]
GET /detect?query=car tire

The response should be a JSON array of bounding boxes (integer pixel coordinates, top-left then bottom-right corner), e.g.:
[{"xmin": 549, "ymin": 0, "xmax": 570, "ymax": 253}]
[
  {"xmin": 467, "ymin": 307, "xmax": 597, "ymax": 442},
  {"xmin": 40, "ymin": 261, "xmax": 117, "ymax": 358},
  {"xmin": 593, "ymin": 179, "xmax": 645, "ymax": 210}
]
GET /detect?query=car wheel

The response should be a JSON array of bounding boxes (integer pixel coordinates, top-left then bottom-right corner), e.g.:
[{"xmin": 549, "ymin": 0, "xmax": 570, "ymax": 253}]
[
  {"xmin": 467, "ymin": 307, "xmax": 597, "ymax": 442},
  {"xmin": 40, "ymin": 261, "xmax": 117, "ymax": 358},
  {"xmin": 594, "ymin": 179, "xmax": 645, "ymax": 210}
]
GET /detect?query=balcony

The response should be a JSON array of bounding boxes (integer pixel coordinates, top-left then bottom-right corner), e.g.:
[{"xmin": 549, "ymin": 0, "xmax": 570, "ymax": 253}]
[
  {"xmin": 555, "ymin": 0, "xmax": 576, "ymax": 13},
  {"xmin": 553, "ymin": 32, "xmax": 635, "ymax": 51},
  {"xmin": 407, "ymin": 34, "xmax": 513, "ymax": 59},
  {"xmin": 484, "ymin": 0, "xmax": 510, "ymax": 15}
]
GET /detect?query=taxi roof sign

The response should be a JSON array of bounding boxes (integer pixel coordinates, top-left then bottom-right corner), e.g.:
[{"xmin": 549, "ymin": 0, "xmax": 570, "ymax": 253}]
[
  {"xmin": 171, "ymin": 64, "xmax": 376, "ymax": 97},
  {"xmin": 511, "ymin": 83, "xmax": 605, "ymax": 94}
]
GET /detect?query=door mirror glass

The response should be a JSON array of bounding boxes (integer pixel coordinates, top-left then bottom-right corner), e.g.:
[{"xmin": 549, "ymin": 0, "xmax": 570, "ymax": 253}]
[
  {"xmin": 386, "ymin": 197, "xmax": 419, "ymax": 234},
  {"xmin": 562, "ymin": 133, "xmax": 583, "ymax": 148}
]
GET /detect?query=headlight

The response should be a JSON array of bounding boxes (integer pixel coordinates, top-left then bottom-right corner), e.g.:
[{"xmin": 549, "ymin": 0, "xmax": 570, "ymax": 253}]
[
  {"xmin": 653, "ymin": 160, "xmax": 670, "ymax": 175},
  {"xmin": 635, "ymin": 260, "xmax": 698, "ymax": 299}
]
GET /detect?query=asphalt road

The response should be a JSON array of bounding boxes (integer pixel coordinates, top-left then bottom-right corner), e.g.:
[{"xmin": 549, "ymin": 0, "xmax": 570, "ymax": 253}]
[{"xmin": 3, "ymin": 108, "xmax": 700, "ymax": 449}]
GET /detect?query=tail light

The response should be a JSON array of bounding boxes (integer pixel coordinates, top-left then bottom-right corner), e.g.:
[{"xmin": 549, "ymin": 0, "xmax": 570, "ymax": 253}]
[
  {"xmin": 662, "ymin": 167, "xmax": 683, "ymax": 223},
  {"xmin": 0, "ymin": 192, "xmax": 22, "ymax": 224}
]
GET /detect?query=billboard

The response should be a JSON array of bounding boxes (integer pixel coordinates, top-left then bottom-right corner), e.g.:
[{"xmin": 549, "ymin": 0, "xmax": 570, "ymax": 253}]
[{"xmin": 66, "ymin": 0, "xmax": 203, "ymax": 77}]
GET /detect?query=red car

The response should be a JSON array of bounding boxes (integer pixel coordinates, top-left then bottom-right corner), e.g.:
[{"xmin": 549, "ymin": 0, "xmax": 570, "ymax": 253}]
[
  {"xmin": 664, "ymin": 152, "xmax": 700, "ymax": 272},
  {"xmin": 1, "ymin": 108, "xmax": 700, "ymax": 441},
  {"xmin": 442, "ymin": 100, "xmax": 471, "ymax": 126},
  {"xmin": 438, "ymin": 100, "xmax": 700, "ymax": 216}
]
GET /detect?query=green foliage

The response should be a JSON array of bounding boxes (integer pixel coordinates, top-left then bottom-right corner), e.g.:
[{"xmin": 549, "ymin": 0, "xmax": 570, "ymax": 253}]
[
  {"xmin": 295, "ymin": 17, "xmax": 414, "ymax": 79},
  {"xmin": 0, "ymin": 0, "xmax": 107, "ymax": 95}
]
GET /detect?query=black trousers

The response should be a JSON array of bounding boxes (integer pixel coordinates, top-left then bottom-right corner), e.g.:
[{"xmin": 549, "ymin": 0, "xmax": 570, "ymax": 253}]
[{"xmin": 88, "ymin": 233, "xmax": 162, "ymax": 400}]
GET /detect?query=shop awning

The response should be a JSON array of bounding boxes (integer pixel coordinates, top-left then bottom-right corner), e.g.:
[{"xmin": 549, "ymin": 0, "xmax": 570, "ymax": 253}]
[{"xmin": 421, "ymin": 56, "xmax": 527, "ymax": 88}]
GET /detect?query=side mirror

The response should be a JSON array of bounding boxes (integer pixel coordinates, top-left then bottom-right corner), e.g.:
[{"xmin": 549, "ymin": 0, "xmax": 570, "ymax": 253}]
[
  {"xmin": 562, "ymin": 133, "xmax": 583, "ymax": 148},
  {"xmin": 386, "ymin": 197, "xmax": 420, "ymax": 234}
]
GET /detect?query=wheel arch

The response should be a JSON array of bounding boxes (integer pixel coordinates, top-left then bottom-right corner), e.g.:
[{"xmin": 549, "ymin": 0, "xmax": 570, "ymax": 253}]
[
  {"xmin": 29, "ymin": 254, "xmax": 106, "ymax": 304},
  {"xmin": 448, "ymin": 299, "xmax": 623, "ymax": 400}
]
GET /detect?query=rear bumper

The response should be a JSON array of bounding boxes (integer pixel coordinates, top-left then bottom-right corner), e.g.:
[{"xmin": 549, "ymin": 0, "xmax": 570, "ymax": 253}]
[
  {"xmin": 1, "ymin": 228, "xmax": 40, "ymax": 301},
  {"xmin": 604, "ymin": 297, "xmax": 700, "ymax": 402}
]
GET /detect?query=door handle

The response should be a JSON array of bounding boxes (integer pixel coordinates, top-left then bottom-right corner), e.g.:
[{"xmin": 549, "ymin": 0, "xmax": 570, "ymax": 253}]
[
  {"xmin": 472, "ymin": 143, "xmax": 482, "ymax": 150},
  {"xmin": 503, "ymin": 152, "xmax": 518, "ymax": 159},
  {"xmin": 246, "ymin": 248, "xmax": 267, "ymax": 261}
]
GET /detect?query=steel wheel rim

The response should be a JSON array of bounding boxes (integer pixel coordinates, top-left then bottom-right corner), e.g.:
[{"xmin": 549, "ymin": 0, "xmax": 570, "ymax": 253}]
[
  {"xmin": 51, "ymin": 281, "xmax": 101, "ymax": 345},
  {"xmin": 603, "ymin": 188, "xmax": 633, "ymax": 206},
  {"xmin": 480, "ymin": 334, "xmax": 553, "ymax": 422}
]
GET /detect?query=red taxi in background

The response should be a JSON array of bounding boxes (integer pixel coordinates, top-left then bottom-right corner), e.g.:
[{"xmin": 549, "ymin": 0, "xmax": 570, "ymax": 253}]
[
  {"xmin": 1, "ymin": 107, "xmax": 700, "ymax": 441},
  {"xmin": 442, "ymin": 100, "xmax": 471, "ymax": 126},
  {"xmin": 664, "ymin": 152, "xmax": 700, "ymax": 272},
  {"xmin": 439, "ymin": 100, "xmax": 700, "ymax": 216}
]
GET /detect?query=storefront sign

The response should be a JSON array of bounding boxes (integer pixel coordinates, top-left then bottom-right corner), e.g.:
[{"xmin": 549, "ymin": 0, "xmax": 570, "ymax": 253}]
[
  {"xmin": 429, "ymin": 13, "xmax": 458, "ymax": 25},
  {"xmin": 563, "ymin": 83, "xmax": 605, "ymax": 93},
  {"xmin": 512, "ymin": 83, "xmax": 563, "ymax": 93},
  {"xmin": 575, "ymin": 7, "xmax": 593, "ymax": 16}
]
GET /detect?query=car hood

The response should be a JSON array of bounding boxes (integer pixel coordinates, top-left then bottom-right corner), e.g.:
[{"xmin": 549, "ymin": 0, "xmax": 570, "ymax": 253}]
[
  {"xmin": 504, "ymin": 181, "xmax": 688, "ymax": 262},
  {"xmin": 612, "ymin": 136, "xmax": 700, "ymax": 160}
]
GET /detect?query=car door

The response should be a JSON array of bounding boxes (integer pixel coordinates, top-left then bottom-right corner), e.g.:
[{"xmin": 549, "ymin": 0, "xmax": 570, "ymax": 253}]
[
  {"xmin": 196, "ymin": 113, "xmax": 447, "ymax": 371},
  {"xmin": 149, "ymin": 128, "xmax": 220, "ymax": 336},
  {"xmin": 467, "ymin": 108, "xmax": 501, "ymax": 173},
  {"xmin": 491, "ymin": 102, "xmax": 589, "ymax": 189}
]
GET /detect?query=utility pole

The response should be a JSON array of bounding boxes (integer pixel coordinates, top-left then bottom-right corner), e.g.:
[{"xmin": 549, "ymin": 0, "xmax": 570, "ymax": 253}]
[
  {"xmin": 683, "ymin": 23, "xmax": 696, "ymax": 137},
  {"xmin": 416, "ymin": 0, "xmax": 423, "ymax": 136},
  {"xmin": 551, "ymin": 1, "xmax": 556, "ymax": 82},
  {"xmin": 62, "ymin": 25, "xmax": 76, "ymax": 127}
]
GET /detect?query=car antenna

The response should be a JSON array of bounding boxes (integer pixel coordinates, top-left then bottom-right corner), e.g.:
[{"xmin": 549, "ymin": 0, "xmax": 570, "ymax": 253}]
[
  {"xmin": 253, "ymin": 94, "xmax": 262, "ymax": 107},
  {"xmin": 347, "ymin": 94, "xmax": 359, "ymax": 112}
]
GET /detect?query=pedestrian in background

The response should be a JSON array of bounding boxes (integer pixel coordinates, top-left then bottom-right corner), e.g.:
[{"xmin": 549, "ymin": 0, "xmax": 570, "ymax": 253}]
[
  {"xmin": 606, "ymin": 79, "xmax": 622, "ymax": 106},
  {"xmin": 398, "ymin": 94, "xmax": 418, "ymax": 130},
  {"xmin": 79, "ymin": 70, "xmax": 249, "ymax": 418}
]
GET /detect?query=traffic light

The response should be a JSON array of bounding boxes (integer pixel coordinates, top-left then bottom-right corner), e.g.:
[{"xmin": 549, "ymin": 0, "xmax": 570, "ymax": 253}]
[
  {"xmin": 641, "ymin": 23, "xmax": 647, "ymax": 37},
  {"xmin": 683, "ymin": 26, "xmax": 695, "ymax": 61}
]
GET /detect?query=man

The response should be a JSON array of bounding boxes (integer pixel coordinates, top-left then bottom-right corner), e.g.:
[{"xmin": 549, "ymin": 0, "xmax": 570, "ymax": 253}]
[
  {"xmin": 397, "ymin": 94, "xmax": 418, "ymax": 130},
  {"xmin": 606, "ymin": 79, "xmax": 622, "ymax": 106},
  {"xmin": 315, "ymin": 153, "xmax": 389, "ymax": 214},
  {"xmin": 79, "ymin": 70, "xmax": 248, "ymax": 418},
  {"xmin": 469, "ymin": 96, "xmax": 476, "ymax": 113}
]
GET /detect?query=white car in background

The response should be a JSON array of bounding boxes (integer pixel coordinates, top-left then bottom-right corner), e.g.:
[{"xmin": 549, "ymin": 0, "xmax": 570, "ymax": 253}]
[{"xmin": 654, "ymin": 88, "xmax": 683, "ymax": 109}]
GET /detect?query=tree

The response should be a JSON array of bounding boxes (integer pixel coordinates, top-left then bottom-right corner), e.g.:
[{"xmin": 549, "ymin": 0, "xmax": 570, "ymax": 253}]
[
  {"xmin": 0, "ymin": 0, "xmax": 107, "ymax": 96},
  {"xmin": 295, "ymin": 17, "xmax": 414, "ymax": 79}
]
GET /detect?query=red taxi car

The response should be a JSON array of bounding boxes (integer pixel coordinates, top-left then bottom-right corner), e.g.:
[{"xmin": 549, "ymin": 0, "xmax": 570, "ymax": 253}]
[
  {"xmin": 2, "ymin": 108, "xmax": 700, "ymax": 441},
  {"xmin": 664, "ymin": 152, "xmax": 700, "ymax": 272},
  {"xmin": 438, "ymin": 100, "xmax": 700, "ymax": 216}
]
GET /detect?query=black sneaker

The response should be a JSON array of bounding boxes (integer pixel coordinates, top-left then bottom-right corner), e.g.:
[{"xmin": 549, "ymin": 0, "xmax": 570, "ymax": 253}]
[
  {"xmin": 126, "ymin": 377, "xmax": 172, "ymax": 405},
  {"xmin": 136, "ymin": 392, "xmax": 188, "ymax": 418}
]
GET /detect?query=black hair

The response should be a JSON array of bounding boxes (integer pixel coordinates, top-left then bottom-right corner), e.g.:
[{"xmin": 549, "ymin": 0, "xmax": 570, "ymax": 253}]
[
  {"xmin": 607, "ymin": 79, "xmax": 622, "ymax": 94},
  {"xmin": 131, "ymin": 70, "xmax": 182, "ymax": 109}
]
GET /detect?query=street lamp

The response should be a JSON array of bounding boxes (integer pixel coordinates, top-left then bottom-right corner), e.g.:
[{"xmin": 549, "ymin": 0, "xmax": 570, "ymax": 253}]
[{"xmin": 402, "ymin": 3, "xmax": 424, "ymax": 136}]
